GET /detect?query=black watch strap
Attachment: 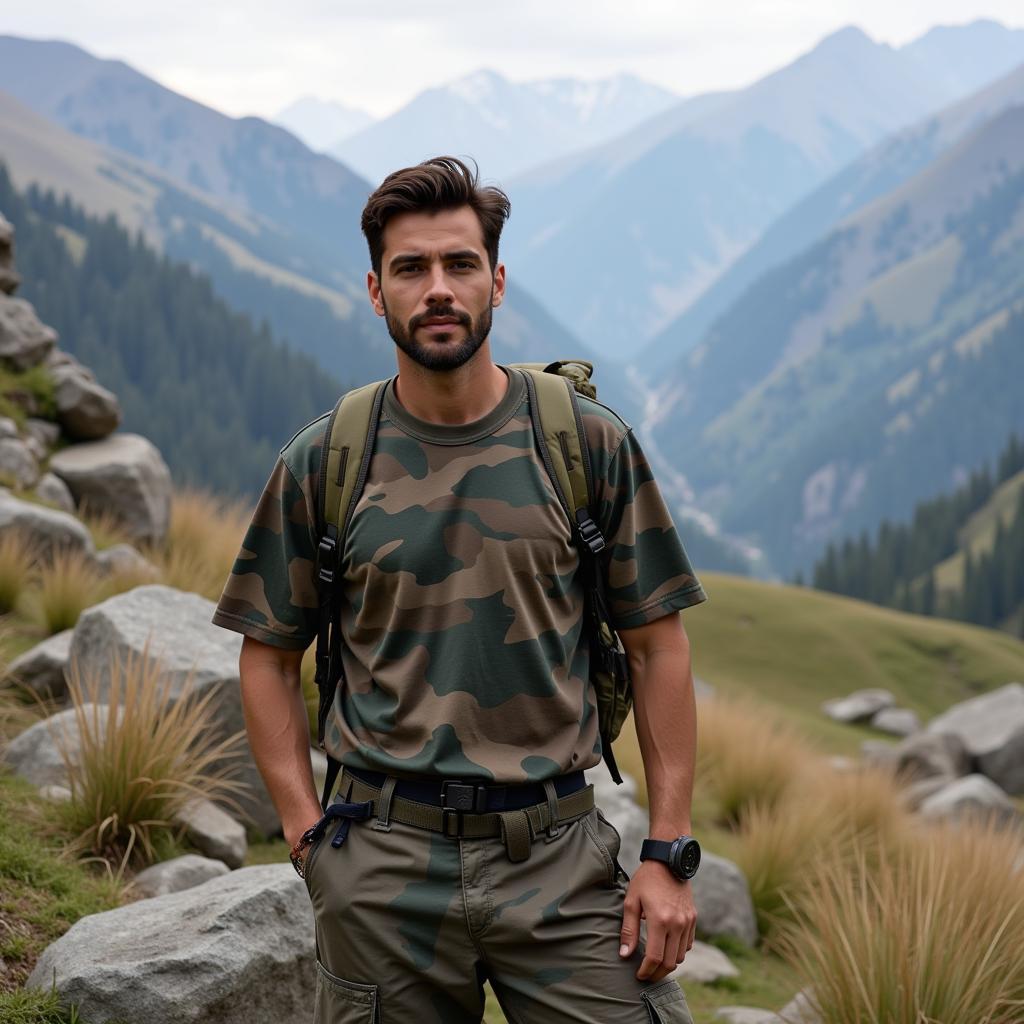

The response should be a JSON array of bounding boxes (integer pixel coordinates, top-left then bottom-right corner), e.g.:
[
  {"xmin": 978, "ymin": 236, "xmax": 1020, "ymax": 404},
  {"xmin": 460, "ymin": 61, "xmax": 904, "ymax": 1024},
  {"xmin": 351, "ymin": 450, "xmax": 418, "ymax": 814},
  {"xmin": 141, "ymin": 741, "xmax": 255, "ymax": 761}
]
[{"xmin": 640, "ymin": 836, "xmax": 701, "ymax": 880}]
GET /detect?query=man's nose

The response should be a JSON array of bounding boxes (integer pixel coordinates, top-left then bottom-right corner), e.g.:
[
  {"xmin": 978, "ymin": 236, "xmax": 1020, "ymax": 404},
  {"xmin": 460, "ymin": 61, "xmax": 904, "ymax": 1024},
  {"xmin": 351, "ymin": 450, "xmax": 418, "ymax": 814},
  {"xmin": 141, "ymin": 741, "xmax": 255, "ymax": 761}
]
[{"xmin": 424, "ymin": 264, "xmax": 455, "ymax": 304}]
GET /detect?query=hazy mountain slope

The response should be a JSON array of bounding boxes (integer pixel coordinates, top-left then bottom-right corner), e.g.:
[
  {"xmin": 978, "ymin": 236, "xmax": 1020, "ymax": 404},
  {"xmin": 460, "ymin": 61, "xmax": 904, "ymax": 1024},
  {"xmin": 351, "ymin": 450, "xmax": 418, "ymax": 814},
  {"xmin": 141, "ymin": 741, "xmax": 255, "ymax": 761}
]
[
  {"xmin": 0, "ymin": 74, "xmax": 593, "ymax": 381},
  {"xmin": 651, "ymin": 104, "xmax": 1024, "ymax": 575},
  {"xmin": 273, "ymin": 96, "xmax": 374, "ymax": 152},
  {"xmin": 332, "ymin": 70, "xmax": 679, "ymax": 184},
  {"xmin": 503, "ymin": 23, "xmax": 1024, "ymax": 362},
  {"xmin": 0, "ymin": 88, "xmax": 394, "ymax": 379},
  {"xmin": 0, "ymin": 36, "xmax": 371, "ymax": 275},
  {"xmin": 904, "ymin": 18, "xmax": 1024, "ymax": 96},
  {"xmin": 644, "ymin": 59, "xmax": 1024, "ymax": 367}
]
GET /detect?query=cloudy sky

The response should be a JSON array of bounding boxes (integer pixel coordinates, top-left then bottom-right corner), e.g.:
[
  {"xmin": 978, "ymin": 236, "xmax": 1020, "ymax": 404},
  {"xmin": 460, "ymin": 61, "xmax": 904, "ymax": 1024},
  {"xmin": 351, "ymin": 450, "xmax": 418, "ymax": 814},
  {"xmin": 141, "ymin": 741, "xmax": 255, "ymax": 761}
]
[{"xmin": 3, "ymin": 1, "xmax": 1023, "ymax": 118}]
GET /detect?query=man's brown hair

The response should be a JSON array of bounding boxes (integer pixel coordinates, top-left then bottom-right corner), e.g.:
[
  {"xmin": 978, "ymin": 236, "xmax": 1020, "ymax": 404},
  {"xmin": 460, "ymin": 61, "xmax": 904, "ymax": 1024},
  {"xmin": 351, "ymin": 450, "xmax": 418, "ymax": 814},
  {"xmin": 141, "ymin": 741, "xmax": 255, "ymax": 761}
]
[{"xmin": 361, "ymin": 157, "xmax": 511, "ymax": 277}]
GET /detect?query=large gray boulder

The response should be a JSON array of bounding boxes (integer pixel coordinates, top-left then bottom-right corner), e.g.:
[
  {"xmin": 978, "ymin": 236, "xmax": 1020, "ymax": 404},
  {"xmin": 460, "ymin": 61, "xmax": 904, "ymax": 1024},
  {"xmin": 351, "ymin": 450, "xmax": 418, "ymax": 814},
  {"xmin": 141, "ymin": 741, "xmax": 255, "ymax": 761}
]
[
  {"xmin": 0, "ymin": 436, "xmax": 39, "ymax": 488},
  {"xmin": 918, "ymin": 774, "xmax": 1021, "ymax": 829},
  {"xmin": 25, "ymin": 417, "xmax": 61, "ymax": 449},
  {"xmin": 6, "ymin": 628, "xmax": 73, "ymax": 700},
  {"xmin": 2, "ymin": 704, "xmax": 108, "ymax": 787},
  {"xmin": 69, "ymin": 585, "xmax": 277, "ymax": 836},
  {"xmin": 927, "ymin": 683, "xmax": 1024, "ymax": 794},
  {"xmin": 0, "ymin": 294, "xmax": 56, "ymax": 370},
  {"xmin": 690, "ymin": 852, "xmax": 759, "ymax": 946},
  {"xmin": 94, "ymin": 541, "xmax": 160, "ymax": 581},
  {"xmin": 893, "ymin": 731, "xmax": 970, "ymax": 783},
  {"xmin": 779, "ymin": 990, "xmax": 821, "ymax": 1024},
  {"xmin": 50, "ymin": 362, "xmax": 122, "ymax": 441},
  {"xmin": 587, "ymin": 758, "xmax": 648, "ymax": 874},
  {"xmin": 822, "ymin": 688, "xmax": 894, "ymax": 724},
  {"xmin": 49, "ymin": 433, "xmax": 172, "ymax": 545},
  {"xmin": 131, "ymin": 854, "xmax": 231, "ymax": 898},
  {"xmin": 27, "ymin": 865, "xmax": 314, "ymax": 1024},
  {"xmin": 0, "ymin": 489, "xmax": 94, "ymax": 560}
]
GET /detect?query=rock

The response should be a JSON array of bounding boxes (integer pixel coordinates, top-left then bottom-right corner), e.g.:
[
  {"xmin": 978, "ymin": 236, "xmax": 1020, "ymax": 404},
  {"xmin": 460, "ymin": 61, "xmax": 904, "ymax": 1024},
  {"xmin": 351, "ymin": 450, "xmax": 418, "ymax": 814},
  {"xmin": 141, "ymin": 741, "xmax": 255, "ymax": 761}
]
[
  {"xmin": 173, "ymin": 797, "xmax": 248, "ymax": 869},
  {"xmin": 672, "ymin": 940, "xmax": 739, "ymax": 984},
  {"xmin": 131, "ymin": 854, "xmax": 231, "ymax": 898},
  {"xmin": 0, "ymin": 294, "xmax": 56, "ymax": 370},
  {"xmin": 2, "ymin": 704, "xmax": 109, "ymax": 788},
  {"xmin": 691, "ymin": 852, "xmax": 759, "ymax": 946},
  {"xmin": 69, "ymin": 585, "xmax": 277, "ymax": 835},
  {"xmin": 27, "ymin": 864, "xmax": 314, "ymax": 1024},
  {"xmin": 893, "ymin": 731, "xmax": 970, "ymax": 783},
  {"xmin": 927, "ymin": 683, "xmax": 1024, "ymax": 794},
  {"xmin": 38, "ymin": 782, "xmax": 72, "ymax": 798},
  {"xmin": 900, "ymin": 775, "xmax": 953, "ymax": 812},
  {"xmin": 0, "ymin": 212, "xmax": 19, "ymax": 295},
  {"xmin": 779, "ymin": 990, "xmax": 821, "ymax": 1024},
  {"xmin": 715, "ymin": 1009, "xmax": 783, "ymax": 1024},
  {"xmin": 860, "ymin": 739, "xmax": 899, "ymax": 771},
  {"xmin": 827, "ymin": 755, "xmax": 857, "ymax": 773},
  {"xmin": 0, "ymin": 437, "xmax": 39, "ymax": 488},
  {"xmin": 6, "ymin": 628, "xmax": 73, "ymax": 699},
  {"xmin": 0, "ymin": 489, "xmax": 95, "ymax": 560},
  {"xmin": 50, "ymin": 363, "xmax": 122, "ymax": 440},
  {"xmin": 94, "ymin": 542, "xmax": 160, "ymax": 581},
  {"xmin": 0, "ymin": 416, "xmax": 17, "ymax": 439},
  {"xmin": 34, "ymin": 471, "xmax": 76, "ymax": 513},
  {"xmin": 587, "ymin": 757, "xmax": 647, "ymax": 874},
  {"xmin": 918, "ymin": 774, "xmax": 1021, "ymax": 829},
  {"xmin": 822, "ymin": 688, "xmax": 895, "ymax": 724},
  {"xmin": 25, "ymin": 417, "xmax": 61, "ymax": 449},
  {"xmin": 871, "ymin": 706, "xmax": 920, "ymax": 737},
  {"xmin": 49, "ymin": 433, "xmax": 172, "ymax": 545}
]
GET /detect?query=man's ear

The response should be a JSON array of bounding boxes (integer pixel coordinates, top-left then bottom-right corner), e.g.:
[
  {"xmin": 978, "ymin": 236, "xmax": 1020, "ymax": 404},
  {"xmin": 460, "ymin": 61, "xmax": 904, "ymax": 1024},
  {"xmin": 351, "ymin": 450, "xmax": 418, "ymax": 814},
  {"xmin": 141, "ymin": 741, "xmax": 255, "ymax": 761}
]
[
  {"xmin": 367, "ymin": 270, "xmax": 386, "ymax": 317},
  {"xmin": 491, "ymin": 262, "xmax": 506, "ymax": 309}
]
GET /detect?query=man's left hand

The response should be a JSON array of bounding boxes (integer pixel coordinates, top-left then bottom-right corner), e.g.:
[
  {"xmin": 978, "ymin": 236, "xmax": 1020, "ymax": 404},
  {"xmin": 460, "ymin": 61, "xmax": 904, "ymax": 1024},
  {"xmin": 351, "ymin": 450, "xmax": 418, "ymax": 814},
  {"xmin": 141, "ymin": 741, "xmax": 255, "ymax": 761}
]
[{"xmin": 618, "ymin": 861, "xmax": 698, "ymax": 983}]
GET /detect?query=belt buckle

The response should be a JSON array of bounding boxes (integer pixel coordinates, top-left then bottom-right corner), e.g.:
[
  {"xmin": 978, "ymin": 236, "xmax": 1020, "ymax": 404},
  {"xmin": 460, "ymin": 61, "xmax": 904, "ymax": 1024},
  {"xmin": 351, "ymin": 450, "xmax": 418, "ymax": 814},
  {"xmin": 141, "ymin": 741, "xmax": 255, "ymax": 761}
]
[{"xmin": 441, "ymin": 780, "xmax": 488, "ymax": 837}]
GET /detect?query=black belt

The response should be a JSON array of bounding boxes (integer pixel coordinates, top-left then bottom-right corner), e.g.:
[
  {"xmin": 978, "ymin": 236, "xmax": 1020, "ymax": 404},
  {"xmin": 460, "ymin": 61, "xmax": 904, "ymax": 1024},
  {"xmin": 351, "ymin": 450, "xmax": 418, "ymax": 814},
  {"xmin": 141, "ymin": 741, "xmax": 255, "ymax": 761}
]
[{"xmin": 343, "ymin": 765, "xmax": 587, "ymax": 813}]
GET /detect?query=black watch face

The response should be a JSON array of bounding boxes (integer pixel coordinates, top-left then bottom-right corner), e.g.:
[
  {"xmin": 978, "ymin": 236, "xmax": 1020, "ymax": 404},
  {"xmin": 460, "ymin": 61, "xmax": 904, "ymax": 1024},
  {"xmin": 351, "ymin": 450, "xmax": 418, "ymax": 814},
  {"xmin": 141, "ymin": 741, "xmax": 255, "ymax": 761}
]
[{"xmin": 670, "ymin": 837, "xmax": 701, "ymax": 880}]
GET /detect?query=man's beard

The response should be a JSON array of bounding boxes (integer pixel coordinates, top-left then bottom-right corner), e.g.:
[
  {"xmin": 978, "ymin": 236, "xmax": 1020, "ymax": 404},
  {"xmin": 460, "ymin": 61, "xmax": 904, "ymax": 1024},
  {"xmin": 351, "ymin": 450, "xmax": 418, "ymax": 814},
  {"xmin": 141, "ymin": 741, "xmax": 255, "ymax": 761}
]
[{"xmin": 383, "ymin": 295, "xmax": 493, "ymax": 371}]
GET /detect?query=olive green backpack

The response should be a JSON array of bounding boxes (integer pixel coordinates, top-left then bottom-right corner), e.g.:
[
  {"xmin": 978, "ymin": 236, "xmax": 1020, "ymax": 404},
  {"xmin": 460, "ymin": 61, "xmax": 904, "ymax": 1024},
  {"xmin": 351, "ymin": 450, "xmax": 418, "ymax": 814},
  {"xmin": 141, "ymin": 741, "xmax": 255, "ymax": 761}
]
[{"xmin": 312, "ymin": 360, "xmax": 632, "ymax": 810}]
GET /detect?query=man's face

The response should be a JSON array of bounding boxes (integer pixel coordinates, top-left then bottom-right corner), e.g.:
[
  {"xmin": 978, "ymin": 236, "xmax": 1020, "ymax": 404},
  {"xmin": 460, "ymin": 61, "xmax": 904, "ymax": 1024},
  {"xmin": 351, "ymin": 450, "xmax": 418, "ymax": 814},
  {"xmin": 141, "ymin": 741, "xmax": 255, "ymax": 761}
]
[{"xmin": 367, "ymin": 206, "xmax": 505, "ymax": 371}]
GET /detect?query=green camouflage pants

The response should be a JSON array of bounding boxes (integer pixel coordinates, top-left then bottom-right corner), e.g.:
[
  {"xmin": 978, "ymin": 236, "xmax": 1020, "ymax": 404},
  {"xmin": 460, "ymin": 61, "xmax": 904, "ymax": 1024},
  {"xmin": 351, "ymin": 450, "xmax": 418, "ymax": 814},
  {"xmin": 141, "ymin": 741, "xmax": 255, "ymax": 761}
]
[{"xmin": 303, "ymin": 769, "xmax": 694, "ymax": 1023}]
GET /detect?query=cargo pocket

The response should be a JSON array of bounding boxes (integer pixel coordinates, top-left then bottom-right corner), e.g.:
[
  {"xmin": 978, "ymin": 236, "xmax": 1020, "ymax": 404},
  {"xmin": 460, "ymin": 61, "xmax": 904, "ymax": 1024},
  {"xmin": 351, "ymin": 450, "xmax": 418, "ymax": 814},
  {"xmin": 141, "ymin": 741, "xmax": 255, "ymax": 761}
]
[
  {"xmin": 314, "ymin": 960, "xmax": 380, "ymax": 1023},
  {"xmin": 641, "ymin": 978, "xmax": 693, "ymax": 1023},
  {"xmin": 596, "ymin": 806, "xmax": 629, "ymax": 883}
]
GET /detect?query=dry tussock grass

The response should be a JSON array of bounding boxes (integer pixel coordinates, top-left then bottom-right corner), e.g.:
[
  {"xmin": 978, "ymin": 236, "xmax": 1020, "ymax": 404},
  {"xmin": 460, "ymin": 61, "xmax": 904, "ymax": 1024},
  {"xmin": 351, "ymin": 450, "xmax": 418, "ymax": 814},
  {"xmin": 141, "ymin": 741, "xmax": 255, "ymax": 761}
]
[
  {"xmin": 146, "ymin": 488, "xmax": 250, "ymax": 600},
  {"xmin": 777, "ymin": 820, "xmax": 1024, "ymax": 1023},
  {"xmin": 0, "ymin": 529, "xmax": 35, "ymax": 614},
  {"xmin": 27, "ymin": 547, "xmax": 106, "ymax": 635},
  {"xmin": 56, "ymin": 644, "xmax": 249, "ymax": 874}
]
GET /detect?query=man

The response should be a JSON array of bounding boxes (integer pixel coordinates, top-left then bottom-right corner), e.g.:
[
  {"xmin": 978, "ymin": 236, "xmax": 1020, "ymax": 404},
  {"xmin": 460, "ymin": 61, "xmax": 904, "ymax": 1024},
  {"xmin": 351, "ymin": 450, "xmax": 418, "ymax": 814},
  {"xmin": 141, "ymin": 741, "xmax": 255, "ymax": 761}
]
[{"xmin": 212, "ymin": 157, "xmax": 706, "ymax": 1024}]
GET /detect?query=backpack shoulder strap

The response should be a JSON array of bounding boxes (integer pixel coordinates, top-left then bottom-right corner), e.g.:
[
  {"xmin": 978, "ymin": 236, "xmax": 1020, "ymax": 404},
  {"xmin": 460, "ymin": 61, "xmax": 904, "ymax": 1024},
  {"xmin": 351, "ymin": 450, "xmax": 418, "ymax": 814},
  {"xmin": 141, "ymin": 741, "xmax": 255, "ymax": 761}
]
[
  {"xmin": 516, "ymin": 366, "xmax": 594, "ymax": 525},
  {"xmin": 317, "ymin": 379, "xmax": 390, "ymax": 542}
]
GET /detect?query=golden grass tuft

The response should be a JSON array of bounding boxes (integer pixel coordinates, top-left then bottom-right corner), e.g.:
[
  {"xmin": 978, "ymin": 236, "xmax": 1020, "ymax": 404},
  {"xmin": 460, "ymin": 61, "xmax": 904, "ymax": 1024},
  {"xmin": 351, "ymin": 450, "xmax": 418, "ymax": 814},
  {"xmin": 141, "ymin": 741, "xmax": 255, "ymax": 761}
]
[
  {"xmin": 56, "ymin": 644, "xmax": 249, "ymax": 872},
  {"xmin": 27, "ymin": 547, "xmax": 106, "ymax": 635},
  {"xmin": 75, "ymin": 501, "xmax": 133, "ymax": 551},
  {"xmin": 146, "ymin": 488, "xmax": 250, "ymax": 601},
  {"xmin": 0, "ymin": 529, "xmax": 36, "ymax": 614},
  {"xmin": 697, "ymin": 696, "xmax": 814, "ymax": 826},
  {"xmin": 776, "ymin": 821, "xmax": 1024, "ymax": 1024}
]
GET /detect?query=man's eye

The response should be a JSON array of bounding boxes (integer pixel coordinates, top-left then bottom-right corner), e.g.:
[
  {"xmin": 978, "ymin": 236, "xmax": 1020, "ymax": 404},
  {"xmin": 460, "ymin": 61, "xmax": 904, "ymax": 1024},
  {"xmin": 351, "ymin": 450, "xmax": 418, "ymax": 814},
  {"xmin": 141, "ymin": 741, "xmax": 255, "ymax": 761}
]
[
  {"xmin": 451, "ymin": 261, "xmax": 474, "ymax": 270},
  {"xmin": 396, "ymin": 265, "xmax": 421, "ymax": 274}
]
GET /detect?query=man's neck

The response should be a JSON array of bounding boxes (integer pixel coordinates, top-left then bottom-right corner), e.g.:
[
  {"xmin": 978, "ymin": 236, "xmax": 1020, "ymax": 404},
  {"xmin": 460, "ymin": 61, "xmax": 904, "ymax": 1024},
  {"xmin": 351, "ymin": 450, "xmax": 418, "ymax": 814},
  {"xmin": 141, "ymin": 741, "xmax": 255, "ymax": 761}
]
[{"xmin": 392, "ymin": 344, "xmax": 508, "ymax": 425}]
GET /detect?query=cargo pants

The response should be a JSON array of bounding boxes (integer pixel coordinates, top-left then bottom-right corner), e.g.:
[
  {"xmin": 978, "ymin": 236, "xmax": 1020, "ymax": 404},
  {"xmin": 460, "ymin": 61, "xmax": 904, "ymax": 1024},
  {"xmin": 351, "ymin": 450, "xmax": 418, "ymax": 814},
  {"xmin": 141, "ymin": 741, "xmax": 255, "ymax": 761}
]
[{"xmin": 303, "ymin": 768, "xmax": 694, "ymax": 1023}]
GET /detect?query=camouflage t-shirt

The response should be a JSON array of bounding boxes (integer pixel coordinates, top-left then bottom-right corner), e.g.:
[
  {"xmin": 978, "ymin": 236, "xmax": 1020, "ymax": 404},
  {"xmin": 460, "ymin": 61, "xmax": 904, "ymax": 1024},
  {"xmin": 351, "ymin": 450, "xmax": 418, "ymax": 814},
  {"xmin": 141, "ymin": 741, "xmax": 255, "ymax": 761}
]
[{"xmin": 212, "ymin": 367, "xmax": 706, "ymax": 783}]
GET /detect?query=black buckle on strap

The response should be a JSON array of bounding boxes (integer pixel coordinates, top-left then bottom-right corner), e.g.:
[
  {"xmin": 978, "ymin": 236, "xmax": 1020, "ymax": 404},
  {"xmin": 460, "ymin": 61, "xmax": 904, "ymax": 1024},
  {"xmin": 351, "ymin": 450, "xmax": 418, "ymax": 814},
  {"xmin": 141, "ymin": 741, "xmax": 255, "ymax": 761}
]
[
  {"xmin": 316, "ymin": 536, "xmax": 337, "ymax": 587},
  {"xmin": 574, "ymin": 510, "xmax": 606, "ymax": 556},
  {"xmin": 441, "ymin": 780, "xmax": 488, "ymax": 837}
]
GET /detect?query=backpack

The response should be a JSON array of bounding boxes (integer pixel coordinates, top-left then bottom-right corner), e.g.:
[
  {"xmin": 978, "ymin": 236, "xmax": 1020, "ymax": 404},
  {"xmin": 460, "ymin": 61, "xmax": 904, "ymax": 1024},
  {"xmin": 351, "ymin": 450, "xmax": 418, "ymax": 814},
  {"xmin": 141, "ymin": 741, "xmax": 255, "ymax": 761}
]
[{"xmin": 312, "ymin": 360, "xmax": 632, "ymax": 810}]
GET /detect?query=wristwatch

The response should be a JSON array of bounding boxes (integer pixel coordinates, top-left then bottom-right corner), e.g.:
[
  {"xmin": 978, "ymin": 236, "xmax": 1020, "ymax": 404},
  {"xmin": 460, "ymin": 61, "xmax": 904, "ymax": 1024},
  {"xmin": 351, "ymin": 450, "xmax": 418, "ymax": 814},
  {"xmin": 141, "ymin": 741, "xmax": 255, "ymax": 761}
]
[{"xmin": 639, "ymin": 836, "xmax": 701, "ymax": 881}]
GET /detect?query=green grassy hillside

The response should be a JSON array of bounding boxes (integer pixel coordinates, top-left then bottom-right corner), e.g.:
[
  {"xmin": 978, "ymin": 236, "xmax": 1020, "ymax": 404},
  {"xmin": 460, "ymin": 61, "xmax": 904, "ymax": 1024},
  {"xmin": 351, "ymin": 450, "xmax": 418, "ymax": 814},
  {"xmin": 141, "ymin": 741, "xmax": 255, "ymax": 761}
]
[{"xmin": 613, "ymin": 571, "xmax": 1024, "ymax": 774}]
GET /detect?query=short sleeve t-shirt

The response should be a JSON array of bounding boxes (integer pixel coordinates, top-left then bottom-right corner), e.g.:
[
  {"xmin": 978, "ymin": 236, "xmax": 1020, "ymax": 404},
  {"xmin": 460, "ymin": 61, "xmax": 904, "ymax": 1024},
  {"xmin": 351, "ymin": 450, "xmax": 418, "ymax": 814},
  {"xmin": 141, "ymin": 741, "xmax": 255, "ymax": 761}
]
[{"xmin": 212, "ymin": 367, "xmax": 707, "ymax": 783}]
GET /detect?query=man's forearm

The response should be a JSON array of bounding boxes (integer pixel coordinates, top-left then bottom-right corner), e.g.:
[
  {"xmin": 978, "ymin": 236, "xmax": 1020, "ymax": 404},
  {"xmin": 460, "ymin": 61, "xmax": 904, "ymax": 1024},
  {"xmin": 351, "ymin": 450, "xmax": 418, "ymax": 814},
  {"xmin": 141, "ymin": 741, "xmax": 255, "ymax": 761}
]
[
  {"xmin": 625, "ymin": 622, "xmax": 697, "ymax": 840},
  {"xmin": 238, "ymin": 639, "xmax": 323, "ymax": 845}
]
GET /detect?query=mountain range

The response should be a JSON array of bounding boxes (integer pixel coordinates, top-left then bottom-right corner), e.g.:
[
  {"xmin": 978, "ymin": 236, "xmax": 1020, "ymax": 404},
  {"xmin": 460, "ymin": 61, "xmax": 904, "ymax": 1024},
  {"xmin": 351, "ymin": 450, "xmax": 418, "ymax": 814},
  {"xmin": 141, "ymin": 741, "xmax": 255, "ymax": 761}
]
[
  {"xmin": 330, "ymin": 70, "xmax": 679, "ymax": 184},
  {"xmin": 273, "ymin": 96, "xmax": 374, "ymax": 153},
  {"xmin": 501, "ymin": 21, "xmax": 1024, "ymax": 361}
]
